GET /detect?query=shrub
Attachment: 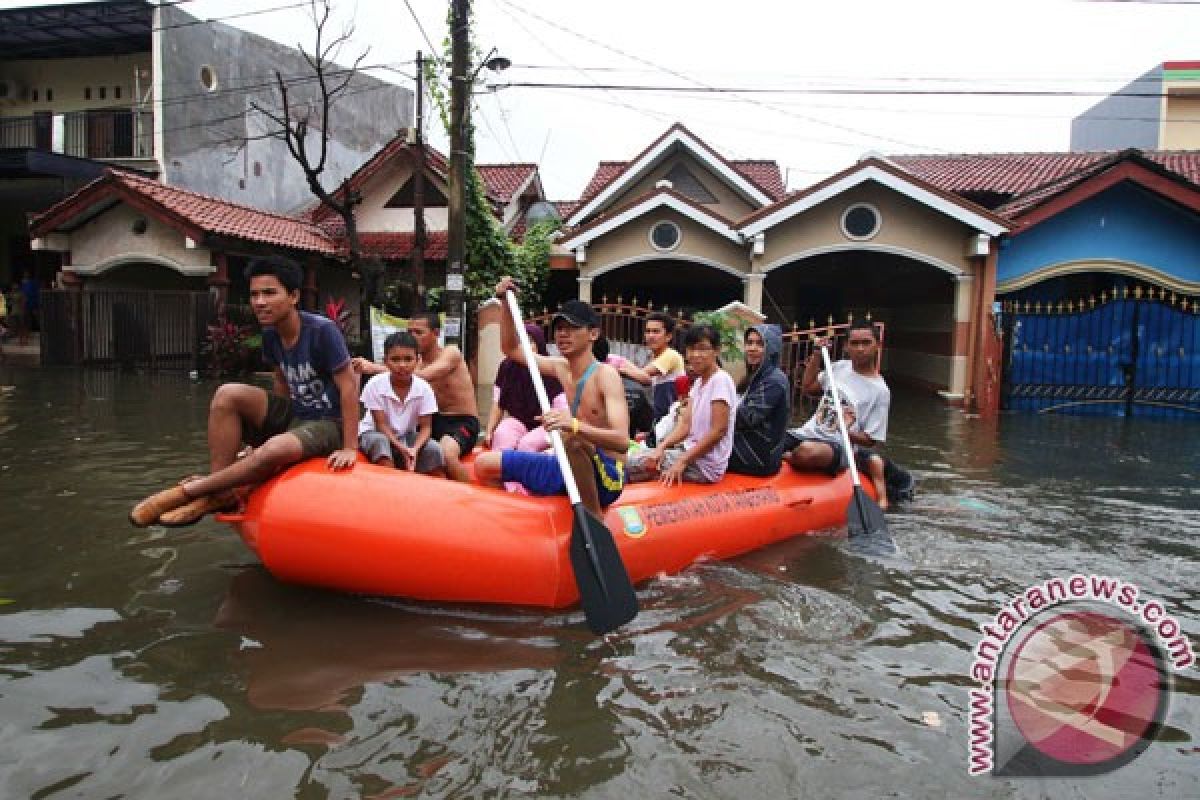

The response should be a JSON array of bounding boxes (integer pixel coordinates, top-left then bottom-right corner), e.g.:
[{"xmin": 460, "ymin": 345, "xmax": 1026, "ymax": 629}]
[{"xmin": 203, "ymin": 317, "xmax": 261, "ymax": 377}]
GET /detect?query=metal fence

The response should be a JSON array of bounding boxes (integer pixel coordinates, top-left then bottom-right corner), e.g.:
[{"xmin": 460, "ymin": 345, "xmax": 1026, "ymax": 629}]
[
  {"xmin": 525, "ymin": 299, "xmax": 885, "ymax": 415},
  {"xmin": 1002, "ymin": 285, "xmax": 1200, "ymax": 417},
  {"xmin": 0, "ymin": 109, "xmax": 153, "ymax": 158},
  {"xmin": 42, "ymin": 289, "xmax": 218, "ymax": 369}
]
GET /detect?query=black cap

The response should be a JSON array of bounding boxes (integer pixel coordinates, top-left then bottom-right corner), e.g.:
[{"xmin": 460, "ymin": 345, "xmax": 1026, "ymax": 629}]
[{"xmin": 552, "ymin": 300, "xmax": 600, "ymax": 329}]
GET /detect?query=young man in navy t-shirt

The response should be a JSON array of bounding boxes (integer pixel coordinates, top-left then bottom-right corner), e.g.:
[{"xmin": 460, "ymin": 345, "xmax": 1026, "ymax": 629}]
[{"xmin": 131, "ymin": 256, "xmax": 360, "ymax": 527}]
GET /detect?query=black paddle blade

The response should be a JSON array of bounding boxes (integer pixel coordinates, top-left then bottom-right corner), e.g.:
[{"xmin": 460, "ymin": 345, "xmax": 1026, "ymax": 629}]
[
  {"xmin": 846, "ymin": 485, "xmax": 890, "ymax": 539},
  {"xmin": 569, "ymin": 504, "xmax": 638, "ymax": 635}
]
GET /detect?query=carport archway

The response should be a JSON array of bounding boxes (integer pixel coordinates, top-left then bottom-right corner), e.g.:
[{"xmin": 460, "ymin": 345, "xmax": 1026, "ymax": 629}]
[
  {"xmin": 764, "ymin": 248, "xmax": 962, "ymax": 392},
  {"xmin": 590, "ymin": 257, "xmax": 743, "ymax": 315}
]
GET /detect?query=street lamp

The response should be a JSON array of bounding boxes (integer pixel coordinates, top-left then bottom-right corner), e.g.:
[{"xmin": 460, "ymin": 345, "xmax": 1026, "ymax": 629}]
[{"xmin": 445, "ymin": 0, "xmax": 510, "ymax": 351}]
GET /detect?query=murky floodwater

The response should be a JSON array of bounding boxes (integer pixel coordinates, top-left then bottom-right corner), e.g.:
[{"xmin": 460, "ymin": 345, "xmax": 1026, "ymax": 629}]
[{"xmin": 1, "ymin": 366, "xmax": 1197, "ymax": 798}]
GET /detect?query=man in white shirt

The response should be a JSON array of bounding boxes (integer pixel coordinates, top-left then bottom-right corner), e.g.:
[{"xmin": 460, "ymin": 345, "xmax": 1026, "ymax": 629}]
[{"xmin": 785, "ymin": 322, "xmax": 891, "ymax": 507}]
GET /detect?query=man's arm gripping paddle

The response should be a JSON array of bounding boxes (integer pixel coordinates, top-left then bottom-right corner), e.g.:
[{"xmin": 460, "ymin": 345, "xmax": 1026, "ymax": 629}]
[
  {"xmin": 503, "ymin": 289, "xmax": 638, "ymax": 634},
  {"xmin": 820, "ymin": 346, "xmax": 890, "ymax": 540}
]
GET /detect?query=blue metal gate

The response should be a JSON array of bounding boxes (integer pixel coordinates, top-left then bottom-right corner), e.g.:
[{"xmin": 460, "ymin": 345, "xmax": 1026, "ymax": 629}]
[{"xmin": 1002, "ymin": 284, "xmax": 1200, "ymax": 418}]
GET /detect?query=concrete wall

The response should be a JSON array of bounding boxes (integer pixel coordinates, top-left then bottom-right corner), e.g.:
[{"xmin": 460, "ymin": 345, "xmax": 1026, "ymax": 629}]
[
  {"xmin": 758, "ymin": 182, "xmax": 976, "ymax": 275},
  {"xmin": 1070, "ymin": 67, "xmax": 1162, "ymax": 151},
  {"xmin": 997, "ymin": 181, "xmax": 1200, "ymax": 291},
  {"xmin": 157, "ymin": 6, "xmax": 411, "ymax": 214},
  {"xmin": 1163, "ymin": 93, "xmax": 1200, "ymax": 149},
  {"xmin": 355, "ymin": 158, "xmax": 450, "ymax": 232},
  {"xmin": 581, "ymin": 209, "xmax": 747, "ymax": 278},
  {"xmin": 69, "ymin": 204, "xmax": 212, "ymax": 277},
  {"xmin": 0, "ymin": 54, "xmax": 152, "ymax": 116}
]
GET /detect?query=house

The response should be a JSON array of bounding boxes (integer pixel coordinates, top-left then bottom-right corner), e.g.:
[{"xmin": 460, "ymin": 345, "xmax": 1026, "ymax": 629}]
[
  {"xmin": 557, "ymin": 123, "xmax": 1008, "ymax": 405},
  {"xmin": 0, "ymin": 0, "xmax": 411, "ymax": 288},
  {"xmin": 558, "ymin": 122, "xmax": 1200, "ymax": 415},
  {"xmin": 1072, "ymin": 61, "xmax": 1200, "ymax": 152},
  {"xmin": 26, "ymin": 130, "xmax": 549, "ymax": 366},
  {"xmin": 894, "ymin": 149, "xmax": 1200, "ymax": 417}
]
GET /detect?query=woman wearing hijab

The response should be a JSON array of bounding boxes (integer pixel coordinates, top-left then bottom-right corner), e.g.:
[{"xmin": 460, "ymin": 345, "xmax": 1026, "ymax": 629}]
[
  {"xmin": 728, "ymin": 324, "xmax": 791, "ymax": 477},
  {"xmin": 485, "ymin": 323, "xmax": 566, "ymax": 453}
]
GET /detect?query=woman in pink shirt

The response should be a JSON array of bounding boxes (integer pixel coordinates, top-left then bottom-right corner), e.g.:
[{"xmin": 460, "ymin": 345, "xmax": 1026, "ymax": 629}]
[{"xmin": 626, "ymin": 324, "xmax": 738, "ymax": 486}]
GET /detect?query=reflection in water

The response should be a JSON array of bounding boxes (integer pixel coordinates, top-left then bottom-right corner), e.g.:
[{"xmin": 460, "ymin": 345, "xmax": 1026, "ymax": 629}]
[
  {"xmin": 1, "ymin": 370, "xmax": 1198, "ymax": 798},
  {"xmin": 213, "ymin": 568, "xmax": 561, "ymax": 712}
]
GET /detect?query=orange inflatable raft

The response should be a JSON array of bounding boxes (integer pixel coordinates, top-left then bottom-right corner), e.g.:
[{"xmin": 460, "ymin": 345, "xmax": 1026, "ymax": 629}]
[{"xmin": 219, "ymin": 460, "xmax": 869, "ymax": 609}]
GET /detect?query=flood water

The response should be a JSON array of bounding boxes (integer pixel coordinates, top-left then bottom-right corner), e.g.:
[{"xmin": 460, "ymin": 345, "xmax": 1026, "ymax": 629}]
[{"xmin": 1, "ymin": 366, "xmax": 1197, "ymax": 798}]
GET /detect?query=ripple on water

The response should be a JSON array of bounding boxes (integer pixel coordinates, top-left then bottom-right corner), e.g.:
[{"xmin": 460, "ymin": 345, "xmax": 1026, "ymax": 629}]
[{"xmin": 2, "ymin": 372, "xmax": 1199, "ymax": 798}]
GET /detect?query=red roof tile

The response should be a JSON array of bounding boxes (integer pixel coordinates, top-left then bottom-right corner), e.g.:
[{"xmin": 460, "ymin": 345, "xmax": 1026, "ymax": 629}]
[
  {"xmin": 308, "ymin": 134, "xmax": 456, "ymax": 223},
  {"xmin": 996, "ymin": 151, "xmax": 1200, "ymax": 223},
  {"xmin": 736, "ymin": 156, "xmax": 1010, "ymax": 231},
  {"xmin": 570, "ymin": 124, "xmax": 787, "ymax": 220},
  {"xmin": 731, "ymin": 160, "xmax": 787, "ymax": 201},
  {"xmin": 32, "ymin": 170, "xmax": 339, "ymax": 255},
  {"xmin": 889, "ymin": 151, "xmax": 1200, "ymax": 204},
  {"xmin": 358, "ymin": 231, "xmax": 448, "ymax": 260},
  {"xmin": 553, "ymin": 200, "xmax": 579, "ymax": 220},
  {"xmin": 477, "ymin": 163, "xmax": 538, "ymax": 204},
  {"xmin": 573, "ymin": 158, "xmax": 786, "ymax": 215}
]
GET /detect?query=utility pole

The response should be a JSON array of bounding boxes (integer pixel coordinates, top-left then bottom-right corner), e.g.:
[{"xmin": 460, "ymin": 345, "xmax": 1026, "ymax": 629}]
[
  {"xmin": 444, "ymin": 0, "xmax": 470, "ymax": 348},
  {"xmin": 411, "ymin": 50, "xmax": 426, "ymax": 313}
]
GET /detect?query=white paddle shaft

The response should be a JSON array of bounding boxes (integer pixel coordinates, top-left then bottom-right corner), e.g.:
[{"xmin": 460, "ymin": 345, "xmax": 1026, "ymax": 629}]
[
  {"xmin": 820, "ymin": 346, "xmax": 864, "ymax": 489},
  {"xmin": 504, "ymin": 291, "xmax": 584, "ymax": 506}
]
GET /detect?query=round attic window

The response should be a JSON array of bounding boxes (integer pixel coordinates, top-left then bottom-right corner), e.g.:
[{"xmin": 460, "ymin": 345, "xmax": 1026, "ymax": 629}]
[
  {"xmin": 841, "ymin": 203, "xmax": 880, "ymax": 241},
  {"xmin": 649, "ymin": 220, "xmax": 681, "ymax": 252},
  {"xmin": 199, "ymin": 65, "xmax": 219, "ymax": 92}
]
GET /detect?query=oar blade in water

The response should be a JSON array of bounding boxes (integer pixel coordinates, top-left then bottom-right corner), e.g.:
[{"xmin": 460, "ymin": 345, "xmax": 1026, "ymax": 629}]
[
  {"xmin": 846, "ymin": 485, "xmax": 889, "ymax": 539},
  {"xmin": 569, "ymin": 504, "xmax": 638, "ymax": 635}
]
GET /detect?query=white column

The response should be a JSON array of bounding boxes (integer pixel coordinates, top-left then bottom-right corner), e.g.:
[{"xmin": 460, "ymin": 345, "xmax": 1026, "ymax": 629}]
[
  {"xmin": 948, "ymin": 274, "xmax": 974, "ymax": 398},
  {"xmin": 743, "ymin": 272, "xmax": 765, "ymax": 314},
  {"xmin": 577, "ymin": 275, "xmax": 593, "ymax": 303}
]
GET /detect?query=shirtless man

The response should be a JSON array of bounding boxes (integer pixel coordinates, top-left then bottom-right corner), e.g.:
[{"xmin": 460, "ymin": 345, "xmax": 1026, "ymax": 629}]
[
  {"xmin": 474, "ymin": 278, "xmax": 630, "ymax": 517},
  {"xmin": 354, "ymin": 311, "xmax": 479, "ymax": 481}
]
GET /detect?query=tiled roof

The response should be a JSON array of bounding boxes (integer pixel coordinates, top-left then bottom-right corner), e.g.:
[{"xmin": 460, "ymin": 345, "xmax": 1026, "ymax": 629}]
[
  {"xmin": 31, "ymin": 170, "xmax": 338, "ymax": 255},
  {"xmin": 731, "ymin": 160, "xmax": 787, "ymax": 201},
  {"xmin": 889, "ymin": 151, "xmax": 1200, "ymax": 205},
  {"xmin": 553, "ymin": 200, "xmax": 579, "ymax": 220},
  {"xmin": 577, "ymin": 162, "xmax": 629, "ymax": 210},
  {"xmin": 308, "ymin": 134, "xmax": 456, "ymax": 223},
  {"xmin": 574, "ymin": 158, "xmax": 786, "ymax": 214},
  {"xmin": 477, "ymin": 163, "xmax": 538, "ymax": 203},
  {"xmin": 359, "ymin": 231, "xmax": 448, "ymax": 260},
  {"xmin": 737, "ymin": 156, "xmax": 1010, "ymax": 232},
  {"xmin": 306, "ymin": 132, "xmax": 529, "ymax": 222},
  {"xmin": 995, "ymin": 150, "xmax": 1200, "ymax": 221}
]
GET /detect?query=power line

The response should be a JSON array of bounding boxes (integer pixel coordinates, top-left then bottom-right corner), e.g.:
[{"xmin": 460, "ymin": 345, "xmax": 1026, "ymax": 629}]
[
  {"xmin": 474, "ymin": 104, "xmax": 519, "ymax": 161},
  {"xmin": 488, "ymin": 0, "xmax": 689, "ymax": 149},
  {"xmin": 494, "ymin": 0, "xmax": 941, "ymax": 153},
  {"xmin": 401, "ymin": 0, "xmax": 445, "ymax": 69},
  {"xmin": 491, "ymin": 81, "xmax": 1186, "ymax": 99},
  {"xmin": 152, "ymin": 1, "xmax": 311, "ymax": 32},
  {"xmin": 491, "ymin": 95, "xmax": 524, "ymax": 161}
]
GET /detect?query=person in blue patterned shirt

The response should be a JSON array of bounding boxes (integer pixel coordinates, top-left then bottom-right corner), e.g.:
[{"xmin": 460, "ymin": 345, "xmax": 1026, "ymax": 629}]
[{"xmin": 130, "ymin": 256, "xmax": 360, "ymax": 527}]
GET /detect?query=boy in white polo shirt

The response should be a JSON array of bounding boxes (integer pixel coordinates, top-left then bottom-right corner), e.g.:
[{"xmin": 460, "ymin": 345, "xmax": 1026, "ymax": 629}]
[{"xmin": 358, "ymin": 331, "xmax": 445, "ymax": 475}]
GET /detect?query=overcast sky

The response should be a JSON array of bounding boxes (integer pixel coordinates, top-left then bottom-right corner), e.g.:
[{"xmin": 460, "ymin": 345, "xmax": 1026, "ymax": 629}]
[{"xmin": 8, "ymin": 0, "xmax": 1200, "ymax": 199}]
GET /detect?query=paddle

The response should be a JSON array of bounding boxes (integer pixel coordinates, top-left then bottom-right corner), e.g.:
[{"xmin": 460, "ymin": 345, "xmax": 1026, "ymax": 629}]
[
  {"xmin": 503, "ymin": 290, "xmax": 638, "ymax": 634},
  {"xmin": 819, "ymin": 346, "xmax": 890, "ymax": 539}
]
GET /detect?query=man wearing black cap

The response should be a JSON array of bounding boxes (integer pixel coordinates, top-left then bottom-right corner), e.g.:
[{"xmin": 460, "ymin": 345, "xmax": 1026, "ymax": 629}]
[{"xmin": 475, "ymin": 278, "xmax": 630, "ymax": 516}]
